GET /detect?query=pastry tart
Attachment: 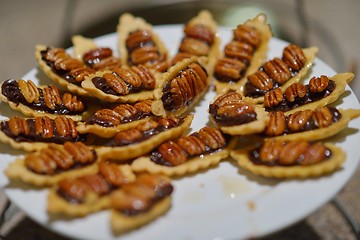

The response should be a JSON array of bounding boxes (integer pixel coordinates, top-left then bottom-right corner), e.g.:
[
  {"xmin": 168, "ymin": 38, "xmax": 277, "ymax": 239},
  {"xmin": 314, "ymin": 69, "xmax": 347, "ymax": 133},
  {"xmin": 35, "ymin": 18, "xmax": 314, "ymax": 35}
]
[
  {"xmin": 171, "ymin": 10, "xmax": 220, "ymax": 77},
  {"xmin": 117, "ymin": 13, "xmax": 169, "ymax": 72},
  {"xmin": 214, "ymin": 13, "xmax": 272, "ymax": 94},
  {"xmin": 263, "ymin": 107, "xmax": 360, "ymax": 141},
  {"xmin": 152, "ymin": 57, "xmax": 210, "ymax": 117},
  {"xmin": 263, "ymin": 72, "xmax": 354, "ymax": 114},
  {"xmin": 0, "ymin": 79, "xmax": 86, "ymax": 121},
  {"xmin": 76, "ymin": 100, "xmax": 153, "ymax": 138},
  {"xmin": 4, "ymin": 142, "xmax": 98, "ymax": 187},
  {"xmin": 95, "ymin": 114, "xmax": 193, "ymax": 161},
  {"xmin": 81, "ymin": 64, "xmax": 157, "ymax": 103},
  {"xmin": 110, "ymin": 174, "xmax": 173, "ymax": 235},
  {"xmin": 242, "ymin": 44, "xmax": 318, "ymax": 103},
  {"xmin": 131, "ymin": 127, "xmax": 236, "ymax": 176},
  {"xmin": 231, "ymin": 139, "xmax": 345, "ymax": 178},
  {"xmin": 0, "ymin": 115, "xmax": 84, "ymax": 151},
  {"xmin": 47, "ymin": 161, "xmax": 135, "ymax": 217},
  {"xmin": 209, "ymin": 92, "xmax": 269, "ymax": 135},
  {"xmin": 72, "ymin": 35, "xmax": 122, "ymax": 71},
  {"xmin": 35, "ymin": 44, "xmax": 94, "ymax": 96}
]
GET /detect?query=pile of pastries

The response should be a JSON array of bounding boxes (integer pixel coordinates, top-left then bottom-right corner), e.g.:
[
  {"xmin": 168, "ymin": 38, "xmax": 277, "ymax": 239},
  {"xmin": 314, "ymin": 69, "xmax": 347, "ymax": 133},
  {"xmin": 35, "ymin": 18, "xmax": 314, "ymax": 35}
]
[{"xmin": 0, "ymin": 10, "xmax": 359, "ymax": 236}]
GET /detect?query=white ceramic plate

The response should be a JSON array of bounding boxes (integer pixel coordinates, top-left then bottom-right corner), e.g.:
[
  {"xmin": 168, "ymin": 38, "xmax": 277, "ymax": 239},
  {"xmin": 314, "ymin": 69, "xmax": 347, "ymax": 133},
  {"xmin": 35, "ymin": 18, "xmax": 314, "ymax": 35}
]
[{"xmin": 1, "ymin": 25, "xmax": 360, "ymax": 240}]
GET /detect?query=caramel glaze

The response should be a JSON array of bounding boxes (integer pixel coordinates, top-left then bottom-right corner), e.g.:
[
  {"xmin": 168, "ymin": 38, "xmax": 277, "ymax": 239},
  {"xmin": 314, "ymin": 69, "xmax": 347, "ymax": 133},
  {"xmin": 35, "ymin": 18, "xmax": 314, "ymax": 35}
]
[
  {"xmin": 40, "ymin": 47, "xmax": 95, "ymax": 86},
  {"xmin": 249, "ymin": 141, "xmax": 331, "ymax": 166},
  {"xmin": 161, "ymin": 62, "xmax": 208, "ymax": 111},
  {"xmin": 111, "ymin": 174, "xmax": 173, "ymax": 216},
  {"xmin": 265, "ymin": 80, "xmax": 336, "ymax": 112},
  {"xmin": 150, "ymin": 127, "xmax": 229, "ymax": 167},
  {"xmin": 264, "ymin": 107, "xmax": 341, "ymax": 136},
  {"xmin": 0, "ymin": 117, "xmax": 84, "ymax": 144},
  {"xmin": 1, "ymin": 79, "xmax": 83, "ymax": 115}
]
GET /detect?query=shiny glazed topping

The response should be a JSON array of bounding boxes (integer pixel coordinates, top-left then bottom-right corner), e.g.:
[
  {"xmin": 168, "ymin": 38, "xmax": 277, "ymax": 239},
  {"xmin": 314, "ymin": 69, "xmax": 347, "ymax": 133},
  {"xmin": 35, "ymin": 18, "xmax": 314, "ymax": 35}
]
[
  {"xmin": 150, "ymin": 127, "xmax": 227, "ymax": 166},
  {"xmin": 214, "ymin": 24, "xmax": 261, "ymax": 83},
  {"xmin": 111, "ymin": 174, "xmax": 173, "ymax": 216},
  {"xmin": 264, "ymin": 107, "xmax": 342, "ymax": 136},
  {"xmin": 92, "ymin": 65, "xmax": 155, "ymax": 96},
  {"xmin": 250, "ymin": 139, "xmax": 331, "ymax": 166},
  {"xmin": 1, "ymin": 79, "xmax": 85, "ymax": 114},
  {"xmin": 244, "ymin": 44, "xmax": 307, "ymax": 97},
  {"xmin": 264, "ymin": 76, "xmax": 336, "ymax": 111},
  {"xmin": 172, "ymin": 24, "xmax": 215, "ymax": 64},
  {"xmin": 85, "ymin": 100, "xmax": 153, "ymax": 127},
  {"xmin": 25, "ymin": 142, "xmax": 96, "ymax": 175},
  {"xmin": 93, "ymin": 116, "xmax": 182, "ymax": 147},
  {"xmin": 57, "ymin": 161, "xmax": 132, "ymax": 204},
  {"xmin": 0, "ymin": 116, "xmax": 82, "ymax": 143},
  {"xmin": 41, "ymin": 47, "xmax": 95, "ymax": 85},
  {"xmin": 161, "ymin": 62, "xmax": 208, "ymax": 111},
  {"xmin": 83, "ymin": 47, "xmax": 121, "ymax": 70},
  {"xmin": 209, "ymin": 92, "xmax": 257, "ymax": 126},
  {"xmin": 126, "ymin": 30, "xmax": 169, "ymax": 72}
]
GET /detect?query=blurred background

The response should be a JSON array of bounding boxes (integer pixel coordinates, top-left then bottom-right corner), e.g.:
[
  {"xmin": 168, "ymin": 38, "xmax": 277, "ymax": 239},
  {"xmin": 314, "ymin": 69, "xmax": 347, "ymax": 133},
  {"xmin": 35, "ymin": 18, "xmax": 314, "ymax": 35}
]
[{"xmin": 0, "ymin": 0, "xmax": 359, "ymax": 239}]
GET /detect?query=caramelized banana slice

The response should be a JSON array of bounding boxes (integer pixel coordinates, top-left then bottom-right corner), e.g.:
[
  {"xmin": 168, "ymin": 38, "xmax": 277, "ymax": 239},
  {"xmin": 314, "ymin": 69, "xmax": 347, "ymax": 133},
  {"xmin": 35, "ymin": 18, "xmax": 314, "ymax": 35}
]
[
  {"xmin": 209, "ymin": 92, "xmax": 269, "ymax": 135},
  {"xmin": 96, "ymin": 114, "xmax": 193, "ymax": 161},
  {"xmin": 263, "ymin": 72, "xmax": 354, "ymax": 114},
  {"xmin": 263, "ymin": 107, "xmax": 360, "ymax": 141},
  {"xmin": 171, "ymin": 10, "xmax": 220, "ymax": 77},
  {"xmin": 231, "ymin": 140, "xmax": 345, "ymax": 178},
  {"xmin": 110, "ymin": 174, "xmax": 173, "ymax": 235},
  {"xmin": 72, "ymin": 35, "xmax": 121, "ymax": 70},
  {"xmin": 77, "ymin": 100, "xmax": 154, "ymax": 138},
  {"xmin": 117, "ymin": 13, "xmax": 169, "ymax": 72},
  {"xmin": 214, "ymin": 13, "xmax": 272, "ymax": 94},
  {"xmin": 4, "ymin": 142, "xmax": 98, "ymax": 186},
  {"xmin": 131, "ymin": 127, "xmax": 236, "ymax": 176},
  {"xmin": 81, "ymin": 65, "xmax": 157, "ymax": 103},
  {"xmin": 0, "ymin": 79, "xmax": 86, "ymax": 121},
  {"xmin": 152, "ymin": 57, "xmax": 210, "ymax": 117},
  {"xmin": 35, "ymin": 45, "xmax": 94, "ymax": 96},
  {"xmin": 242, "ymin": 44, "xmax": 318, "ymax": 103},
  {"xmin": 0, "ymin": 116, "xmax": 83, "ymax": 151},
  {"xmin": 47, "ymin": 162, "xmax": 135, "ymax": 217}
]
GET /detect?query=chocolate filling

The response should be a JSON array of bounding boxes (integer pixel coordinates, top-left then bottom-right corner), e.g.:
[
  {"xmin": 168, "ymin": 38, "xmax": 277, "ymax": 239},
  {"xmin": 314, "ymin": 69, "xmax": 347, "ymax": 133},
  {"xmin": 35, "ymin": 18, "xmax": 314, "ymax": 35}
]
[
  {"xmin": 85, "ymin": 110, "xmax": 152, "ymax": 127},
  {"xmin": 249, "ymin": 144, "xmax": 332, "ymax": 166},
  {"xmin": 208, "ymin": 103, "xmax": 257, "ymax": 126},
  {"xmin": 40, "ymin": 48, "xmax": 79, "ymax": 85},
  {"xmin": 266, "ymin": 80, "xmax": 336, "ymax": 112},
  {"xmin": 0, "ymin": 120, "xmax": 84, "ymax": 144},
  {"xmin": 1, "ymin": 79, "xmax": 82, "ymax": 115}
]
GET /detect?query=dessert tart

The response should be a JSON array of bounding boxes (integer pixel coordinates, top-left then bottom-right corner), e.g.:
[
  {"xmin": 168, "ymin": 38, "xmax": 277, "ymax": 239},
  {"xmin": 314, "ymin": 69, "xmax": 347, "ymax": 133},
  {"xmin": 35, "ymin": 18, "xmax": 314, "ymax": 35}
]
[
  {"xmin": 95, "ymin": 114, "xmax": 193, "ymax": 161},
  {"xmin": 0, "ymin": 79, "xmax": 86, "ymax": 121},
  {"xmin": 171, "ymin": 10, "xmax": 220, "ymax": 77},
  {"xmin": 35, "ymin": 44, "xmax": 95, "ymax": 96},
  {"xmin": 0, "ymin": 115, "xmax": 84, "ymax": 151},
  {"xmin": 72, "ymin": 35, "xmax": 122, "ymax": 71},
  {"xmin": 110, "ymin": 174, "xmax": 173, "ymax": 234},
  {"xmin": 152, "ymin": 57, "xmax": 210, "ymax": 117},
  {"xmin": 209, "ymin": 92, "xmax": 269, "ymax": 135},
  {"xmin": 214, "ymin": 13, "xmax": 272, "ymax": 94},
  {"xmin": 263, "ymin": 72, "xmax": 354, "ymax": 114},
  {"xmin": 117, "ymin": 13, "xmax": 169, "ymax": 72},
  {"xmin": 263, "ymin": 107, "xmax": 360, "ymax": 141},
  {"xmin": 131, "ymin": 126, "xmax": 235, "ymax": 176},
  {"xmin": 242, "ymin": 44, "xmax": 318, "ymax": 103},
  {"xmin": 231, "ymin": 139, "xmax": 346, "ymax": 178},
  {"xmin": 47, "ymin": 161, "xmax": 135, "ymax": 217},
  {"xmin": 76, "ymin": 100, "xmax": 154, "ymax": 138},
  {"xmin": 4, "ymin": 142, "xmax": 98, "ymax": 187},
  {"xmin": 81, "ymin": 64, "xmax": 157, "ymax": 103}
]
